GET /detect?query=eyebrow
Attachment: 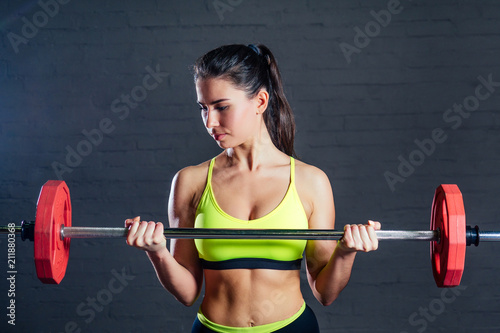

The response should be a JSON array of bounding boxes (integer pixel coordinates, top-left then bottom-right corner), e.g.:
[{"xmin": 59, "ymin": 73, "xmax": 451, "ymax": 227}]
[{"xmin": 197, "ymin": 98, "xmax": 230, "ymax": 106}]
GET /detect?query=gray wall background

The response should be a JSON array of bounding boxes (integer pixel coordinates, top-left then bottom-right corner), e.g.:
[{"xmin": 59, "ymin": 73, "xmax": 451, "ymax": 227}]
[{"xmin": 1, "ymin": 0, "xmax": 500, "ymax": 332}]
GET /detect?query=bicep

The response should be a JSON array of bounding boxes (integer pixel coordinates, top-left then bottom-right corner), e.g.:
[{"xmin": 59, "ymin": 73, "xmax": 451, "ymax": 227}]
[
  {"xmin": 168, "ymin": 170, "xmax": 203, "ymax": 283},
  {"xmin": 303, "ymin": 169, "xmax": 337, "ymax": 281}
]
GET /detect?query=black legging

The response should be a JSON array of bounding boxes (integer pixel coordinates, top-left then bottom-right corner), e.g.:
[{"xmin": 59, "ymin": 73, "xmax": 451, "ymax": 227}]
[{"xmin": 191, "ymin": 304, "xmax": 320, "ymax": 333}]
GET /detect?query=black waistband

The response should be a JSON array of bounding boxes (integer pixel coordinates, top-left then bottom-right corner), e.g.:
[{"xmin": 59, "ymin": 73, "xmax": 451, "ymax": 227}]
[{"xmin": 200, "ymin": 258, "xmax": 302, "ymax": 270}]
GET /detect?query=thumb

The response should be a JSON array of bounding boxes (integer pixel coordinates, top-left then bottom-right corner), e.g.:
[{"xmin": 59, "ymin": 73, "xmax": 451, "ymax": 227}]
[
  {"xmin": 368, "ymin": 220, "xmax": 381, "ymax": 230},
  {"xmin": 125, "ymin": 216, "xmax": 141, "ymax": 228}
]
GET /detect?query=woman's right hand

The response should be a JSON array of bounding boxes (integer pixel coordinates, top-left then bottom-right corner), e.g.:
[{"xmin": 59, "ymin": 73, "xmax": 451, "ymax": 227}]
[{"xmin": 125, "ymin": 216, "xmax": 167, "ymax": 253}]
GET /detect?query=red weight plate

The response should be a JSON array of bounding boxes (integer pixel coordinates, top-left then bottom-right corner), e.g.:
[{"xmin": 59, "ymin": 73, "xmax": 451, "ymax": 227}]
[
  {"xmin": 430, "ymin": 184, "xmax": 466, "ymax": 287},
  {"xmin": 34, "ymin": 180, "xmax": 72, "ymax": 284}
]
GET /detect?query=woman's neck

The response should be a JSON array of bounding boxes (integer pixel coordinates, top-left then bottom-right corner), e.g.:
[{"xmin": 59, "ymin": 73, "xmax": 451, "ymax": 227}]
[{"xmin": 224, "ymin": 123, "xmax": 284, "ymax": 171}]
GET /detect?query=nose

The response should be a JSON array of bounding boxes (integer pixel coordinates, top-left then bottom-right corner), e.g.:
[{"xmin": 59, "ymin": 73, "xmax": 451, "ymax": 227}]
[{"xmin": 204, "ymin": 109, "xmax": 219, "ymax": 129}]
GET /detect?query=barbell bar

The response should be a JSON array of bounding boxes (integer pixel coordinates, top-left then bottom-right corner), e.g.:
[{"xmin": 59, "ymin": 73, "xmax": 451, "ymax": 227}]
[
  {"xmin": 2, "ymin": 224, "xmax": 440, "ymax": 240},
  {"xmin": 2, "ymin": 180, "xmax": 499, "ymax": 287},
  {"xmin": 3, "ymin": 224, "xmax": 499, "ymax": 242}
]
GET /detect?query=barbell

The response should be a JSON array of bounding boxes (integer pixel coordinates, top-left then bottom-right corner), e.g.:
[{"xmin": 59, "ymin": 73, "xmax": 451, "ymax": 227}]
[{"xmin": 1, "ymin": 180, "xmax": 499, "ymax": 287}]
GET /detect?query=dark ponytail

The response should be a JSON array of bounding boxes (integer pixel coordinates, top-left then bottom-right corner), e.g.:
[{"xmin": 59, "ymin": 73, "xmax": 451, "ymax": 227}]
[{"xmin": 193, "ymin": 44, "xmax": 296, "ymax": 157}]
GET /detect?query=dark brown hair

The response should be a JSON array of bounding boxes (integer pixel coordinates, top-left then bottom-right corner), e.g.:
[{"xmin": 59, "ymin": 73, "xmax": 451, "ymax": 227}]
[{"xmin": 193, "ymin": 44, "xmax": 296, "ymax": 157}]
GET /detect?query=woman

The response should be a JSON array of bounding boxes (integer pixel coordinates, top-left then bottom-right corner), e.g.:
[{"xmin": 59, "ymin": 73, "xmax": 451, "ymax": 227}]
[{"xmin": 125, "ymin": 44, "xmax": 380, "ymax": 332}]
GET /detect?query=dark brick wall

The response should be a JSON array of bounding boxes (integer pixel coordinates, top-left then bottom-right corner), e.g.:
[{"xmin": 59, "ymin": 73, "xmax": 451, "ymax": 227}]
[{"xmin": 1, "ymin": 0, "xmax": 500, "ymax": 332}]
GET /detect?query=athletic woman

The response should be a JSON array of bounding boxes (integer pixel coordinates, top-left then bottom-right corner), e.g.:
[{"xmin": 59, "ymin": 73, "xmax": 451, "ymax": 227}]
[{"xmin": 125, "ymin": 44, "xmax": 380, "ymax": 332}]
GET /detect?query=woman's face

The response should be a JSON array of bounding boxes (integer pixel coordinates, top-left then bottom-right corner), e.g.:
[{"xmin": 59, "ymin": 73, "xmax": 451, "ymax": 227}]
[{"xmin": 196, "ymin": 78, "xmax": 267, "ymax": 149}]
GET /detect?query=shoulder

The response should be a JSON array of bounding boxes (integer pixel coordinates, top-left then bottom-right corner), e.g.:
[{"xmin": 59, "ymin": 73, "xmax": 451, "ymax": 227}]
[
  {"xmin": 173, "ymin": 159, "xmax": 211, "ymax": 188},
  {"xmin": 294, "ymin": 158, "xmax": 332, "ymax": 190},
  {"xmin": 294, "ymin": 158, "xmax": 334, "ymax": 218},
  {"xmin": 171, "ymin": 158, "xmax": 214, "ymax": 201},
  {"xmin": 168, "ymin": 159, "xmax": 212, "ymax": 225}
]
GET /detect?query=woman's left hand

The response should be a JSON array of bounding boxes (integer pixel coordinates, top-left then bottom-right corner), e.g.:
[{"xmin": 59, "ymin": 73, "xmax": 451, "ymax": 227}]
[{"xmin": 338, "ymin": 220, "xmax": 381, "ymax": 253}]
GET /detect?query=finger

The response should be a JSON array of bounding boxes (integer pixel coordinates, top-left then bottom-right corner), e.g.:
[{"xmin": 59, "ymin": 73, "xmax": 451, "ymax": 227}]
[
  {"xmin": 137, "ymin": 221, "xmax": 149, "ymax": 236},
  {"xmin": 340, "ymin": 224, "xmax": 354, "ymax": 249},
  {"xmin": 125, "ymin": 216, "xmax": 141, "ymax": 228},
  {"xmin": 141, "ymin": 221, "xmax": 155, "ymax": 245},
  {"xmin": 363, "ymin": 223, "xmax": 379, "ymax": 251},
  {"xmin": 131, "ymin": 221, "xmax": 150, "ymax": 247},
  {"xmin": 350, "ymin": 225, "xmax": 362, "ymax": 250},
  {"xmin": 359, "ymin": 224, "xmax": 376, "ymax": 252},
  {"xmin": 126, "ymin": 220, "xmax": 141, "ymax": 245},
  {"xmin": 358, "ymin": 225, "xmax": 370, "ymax": 250},
  {"xmin": 154, "ymin": 222, "xmax": 166, "ymax": 242},
  {"xmin": 368, "ymin": 226, "xmax": 379, "ymax": 250},
  {"xmin": 342, "ymin": 224, "xmax": 352, "ymax": 242},
  {"xmin": 367, "ymin": 220, "xmax": 382, "ymax": 230},
  {"xmin": 359, "ymin": 225, "xmax": 377, "ymax": 252}
]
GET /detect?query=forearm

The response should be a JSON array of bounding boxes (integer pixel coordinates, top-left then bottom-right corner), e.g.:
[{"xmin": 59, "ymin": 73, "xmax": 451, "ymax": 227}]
[
  {"xmin": 147, "ymin": 248, "xmax": 201, "ymax": 306},
  {"xmin": 312, "ymin": 242, "xmax": 357, "ymax": 306}
]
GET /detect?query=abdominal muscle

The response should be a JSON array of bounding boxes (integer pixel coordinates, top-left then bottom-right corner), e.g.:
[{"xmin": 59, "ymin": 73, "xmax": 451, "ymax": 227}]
[{"xmin": 200, "ymin": 268, "xmax": 304, "ymax": 327}]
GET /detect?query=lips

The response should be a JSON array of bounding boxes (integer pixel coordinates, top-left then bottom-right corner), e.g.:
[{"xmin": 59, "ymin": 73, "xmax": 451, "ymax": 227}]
[{"xmin": 213, "ymin": 133, "xmax": 226, "ymax": 141}]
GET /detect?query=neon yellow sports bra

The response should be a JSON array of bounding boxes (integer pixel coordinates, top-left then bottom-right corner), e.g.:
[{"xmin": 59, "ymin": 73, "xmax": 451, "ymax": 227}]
[{"xmin": 194, "ymin": 157, "xmax": 308, "ymax": 270}]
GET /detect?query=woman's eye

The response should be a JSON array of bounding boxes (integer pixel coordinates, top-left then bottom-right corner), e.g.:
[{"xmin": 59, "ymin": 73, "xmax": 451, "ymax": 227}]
[{"xmin": 216, "ymin": 106, "xmax": 228, "ymax": 111}]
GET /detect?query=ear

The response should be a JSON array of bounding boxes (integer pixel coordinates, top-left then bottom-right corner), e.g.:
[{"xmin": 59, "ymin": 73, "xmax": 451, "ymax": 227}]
[{"xmin": 254, "ymin": 89, "xmax": 269, "ymax": 115}]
